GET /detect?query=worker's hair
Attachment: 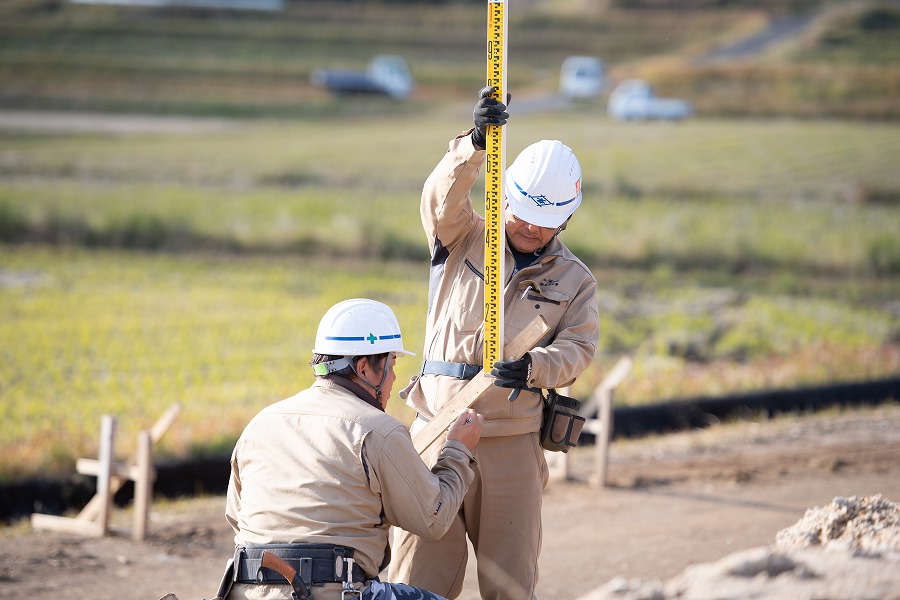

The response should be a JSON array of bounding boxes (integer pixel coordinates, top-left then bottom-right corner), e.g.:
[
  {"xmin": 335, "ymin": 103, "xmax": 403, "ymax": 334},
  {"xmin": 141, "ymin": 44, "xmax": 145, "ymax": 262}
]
[{"xmin": 309, "ymin": 353, "xmax": 389, "ymax": 378}]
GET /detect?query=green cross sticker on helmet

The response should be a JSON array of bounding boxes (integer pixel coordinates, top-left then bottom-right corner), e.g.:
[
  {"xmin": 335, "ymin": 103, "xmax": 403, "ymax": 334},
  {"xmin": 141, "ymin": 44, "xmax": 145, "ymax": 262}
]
[{"xmin": 312, "ymin": 298, "xmax": 415, "ymax": 358}]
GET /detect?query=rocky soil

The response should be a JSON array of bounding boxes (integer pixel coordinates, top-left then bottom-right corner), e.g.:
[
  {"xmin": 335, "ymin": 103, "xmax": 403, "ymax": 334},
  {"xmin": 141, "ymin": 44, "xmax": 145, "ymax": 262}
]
[{"xmin": 582, "ymin": 494, "xmax": 899, "ymax": 599}]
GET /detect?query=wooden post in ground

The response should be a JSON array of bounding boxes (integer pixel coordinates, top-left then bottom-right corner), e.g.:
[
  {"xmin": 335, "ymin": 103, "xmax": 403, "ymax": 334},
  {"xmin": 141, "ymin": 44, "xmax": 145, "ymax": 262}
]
[
  {"xmin": 30, "ymin": 403, "xmax": 180, "ymax": 539},
  {"xmin": 590, "ymin": 356, "xmax": 633, "ymax": 488},
  {"xmin": 94, "ymin": 414, "xmax": 117, "ymax": 536},
  {"xmin": 30, "ymin": 414, "xmax": 118, "ymax": 537},
  {"xmin": 132, "ymin": 430, "xmax": 153, "ymax": 541},
  {"xmin": 78, "ymin": 403, "xmax": 181, "ymax": 522},
  {"xmin": 546, "ymin": 357, "xmax": 633, "ymax": 485}
]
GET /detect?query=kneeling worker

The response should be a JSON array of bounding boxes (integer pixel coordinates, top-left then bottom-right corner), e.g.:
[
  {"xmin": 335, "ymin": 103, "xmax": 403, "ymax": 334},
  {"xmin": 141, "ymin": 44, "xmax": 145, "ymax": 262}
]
[{"xmin": 221, "ymin": 298, "xmax": 484, "ymax": 600}]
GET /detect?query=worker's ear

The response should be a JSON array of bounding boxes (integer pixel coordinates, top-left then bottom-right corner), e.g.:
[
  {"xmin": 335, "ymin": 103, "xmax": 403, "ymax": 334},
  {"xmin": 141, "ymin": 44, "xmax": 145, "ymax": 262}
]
[
  {"xmin": 355, "ymin": 356, "xmax": 369, "ymax": 378},
  {"xmin": 356, "ymin": 356, "xmax": 382, "ymax": 380}
]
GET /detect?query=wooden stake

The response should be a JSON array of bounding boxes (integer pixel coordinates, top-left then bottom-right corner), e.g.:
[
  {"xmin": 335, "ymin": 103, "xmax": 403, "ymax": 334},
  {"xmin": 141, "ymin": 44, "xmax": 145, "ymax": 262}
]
[
  {"xmin": 133, "ymin": 430, "xmax": 153, "ymax": 541},
  {"xmin": 95, "ymin": 414, "xmax": 117, "ymax": 536},
  {"xmin": 31, "ymin": 404, "xmax": 181, "ymax": 539},
  {"xmin": 29, "ymin": 513, "xmax": 104, "ymax": 537},
  {"xmin": 412, "ymin": 316, "xmax": 549, "ymax": 455},
  {"xmin": 591, "ymin": 356, "xmax": 632, "ymax": 488},
  {"xmin": 77, "ymin": 403, "xmax": 181, "ymax": 522}
]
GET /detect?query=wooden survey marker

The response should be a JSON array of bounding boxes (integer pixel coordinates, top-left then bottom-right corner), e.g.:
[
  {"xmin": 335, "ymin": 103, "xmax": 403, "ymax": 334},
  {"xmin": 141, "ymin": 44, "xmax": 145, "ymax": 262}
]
[
  {"xmin": 31, "ymin": 403, "xmax": 182, "ymax": 540},
  {"xmin": 412, "ymin": 316, "xmax": 548, "ymax": 455}
]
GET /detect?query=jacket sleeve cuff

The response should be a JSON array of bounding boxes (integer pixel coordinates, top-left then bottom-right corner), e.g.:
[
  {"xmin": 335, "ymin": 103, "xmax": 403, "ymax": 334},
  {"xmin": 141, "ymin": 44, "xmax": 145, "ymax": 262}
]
[
  {"xmin": 455, "ymin": 127, "xmax": 486, "ymax": 152},
  {"xmin": 441, "ymin": 439, "xmax": 477, "ymax": 466}
]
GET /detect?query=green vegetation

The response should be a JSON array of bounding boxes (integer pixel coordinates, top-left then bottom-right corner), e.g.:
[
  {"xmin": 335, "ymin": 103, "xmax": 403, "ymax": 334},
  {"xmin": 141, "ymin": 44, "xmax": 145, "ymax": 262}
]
[
  {"xmin": 1, "ymin": 243, "xmax": 895, "ymax": 482},
  {"xmin": 2, "ymin": 0, "xmax": 899, "ymax": 119},
  {"xmin": 2, "ymin": 116, "xmax": 899, "ymax": 274},
  {"xmin": 796, "ymin": 4, "xmax": 900, "ymax": 64},
  {"xmin": 622, "ymin": 3, "xmax": 900, "ymax": 120},
  {"xmin": 0, "ymin": 247, "xmax": 432, "ymax": 481},
  {"xmin": 2, "ymin": 113, "xmax": 898, "ymax": 481},
  {"xmin": 0, "ymin": 0, "xmax": 899, "ymax": 481}
]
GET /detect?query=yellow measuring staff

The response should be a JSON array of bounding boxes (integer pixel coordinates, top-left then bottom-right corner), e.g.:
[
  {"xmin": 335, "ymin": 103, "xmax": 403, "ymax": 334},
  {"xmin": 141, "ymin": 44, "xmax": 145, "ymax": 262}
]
[{"xmin": 483, "ymin": 0, "xmax": 508, "ymax": 373}]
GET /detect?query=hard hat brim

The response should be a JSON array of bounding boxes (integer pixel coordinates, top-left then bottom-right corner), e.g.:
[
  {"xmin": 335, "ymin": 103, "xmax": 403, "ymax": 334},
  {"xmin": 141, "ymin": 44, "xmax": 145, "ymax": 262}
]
[{"xmin": 505, "ymin": 179, "xmax": 581, "ymax": 228}]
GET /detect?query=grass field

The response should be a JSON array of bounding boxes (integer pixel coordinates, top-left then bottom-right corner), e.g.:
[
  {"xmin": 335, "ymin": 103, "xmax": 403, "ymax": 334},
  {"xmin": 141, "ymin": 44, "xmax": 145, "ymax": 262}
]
[
  {"xmin": 1, "ymin": 243, "xmax": 896, "ymax": 482},
  {"xmin": 1, "ymin": 0, "xmax": 899, "ymax": 482},
  {"xmin": 2, "ymin": 111, "xmax": 899, "ymax": 481},
  {"xmin": 0, "ymin": 247, "xmax": 431, "ymax": 480},
  {"xmin": 3, "ymin": 114, "xmax": 899, "ymax": 273}
]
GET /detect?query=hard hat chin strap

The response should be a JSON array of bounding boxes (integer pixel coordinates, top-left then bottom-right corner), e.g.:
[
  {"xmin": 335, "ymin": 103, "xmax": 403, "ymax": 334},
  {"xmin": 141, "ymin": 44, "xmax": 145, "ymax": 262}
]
[
  {"xmin": 538, "ymin": 218, "xmax": 570, "ymax": 254},
  {"xmin": 555, "ymin": 216, "xmax": 572, "ymax": 235},
  {"xmin": 349, "ymin": 355, "xmax": 390, "ymax": 404}
]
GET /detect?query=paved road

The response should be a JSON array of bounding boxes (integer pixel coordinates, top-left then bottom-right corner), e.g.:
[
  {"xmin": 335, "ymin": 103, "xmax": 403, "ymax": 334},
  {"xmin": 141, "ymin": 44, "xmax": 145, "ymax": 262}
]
[{"xmin": 698, "ymin": 13, "xmax": 817, "ymax": 63}]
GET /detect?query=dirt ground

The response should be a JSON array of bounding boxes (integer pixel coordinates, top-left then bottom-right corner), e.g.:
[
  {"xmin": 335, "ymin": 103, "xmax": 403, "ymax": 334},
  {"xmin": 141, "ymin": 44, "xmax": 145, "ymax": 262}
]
[{"xmin": 1, "ymin": 403, "xmax": 898, "ymax": 600}]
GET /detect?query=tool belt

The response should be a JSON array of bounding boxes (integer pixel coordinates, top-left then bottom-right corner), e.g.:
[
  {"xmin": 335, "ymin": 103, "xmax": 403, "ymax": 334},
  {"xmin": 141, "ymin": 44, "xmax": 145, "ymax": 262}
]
[
  {"xmin": 540, "ymin": 389, "xmax": 586, "ymax": 453},
  {"xmin": 233, "ymin": 544, "xmax": 366, "ymax": 586}
]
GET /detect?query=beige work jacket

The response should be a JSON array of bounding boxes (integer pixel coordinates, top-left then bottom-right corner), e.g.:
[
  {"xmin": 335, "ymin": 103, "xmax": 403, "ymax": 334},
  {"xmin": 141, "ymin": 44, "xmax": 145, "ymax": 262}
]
[
  {"xmin": 225, "ymin": 378, "xmax": 476, "ymax": 579},
  {"xmin": 406, "ymin": 132, "xmax": 600, "ymax": 438}
]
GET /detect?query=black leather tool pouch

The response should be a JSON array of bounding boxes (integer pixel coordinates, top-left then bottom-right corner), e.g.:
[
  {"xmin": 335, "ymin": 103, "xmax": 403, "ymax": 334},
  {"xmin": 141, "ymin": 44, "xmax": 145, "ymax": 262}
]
[{"xmin": 540, "ymin": 389, "xmax": 585, "ymax": 453}]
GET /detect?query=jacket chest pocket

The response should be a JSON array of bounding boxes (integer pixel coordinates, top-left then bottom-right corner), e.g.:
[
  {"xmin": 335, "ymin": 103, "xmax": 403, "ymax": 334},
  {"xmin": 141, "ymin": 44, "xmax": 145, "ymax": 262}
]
[{"xmin": 508, "ymin": 283, "xmax": 572, "ymax": 337}]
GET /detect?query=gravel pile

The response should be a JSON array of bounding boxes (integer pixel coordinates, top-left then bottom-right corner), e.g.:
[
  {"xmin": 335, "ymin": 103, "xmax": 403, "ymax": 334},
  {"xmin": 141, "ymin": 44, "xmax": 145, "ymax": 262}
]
[
  {"xmin": 581, "ymin": 495, "xmax": 900, "ymax": 600},
  {"xmin": 775, "ymin": 494, "xmax": 900, "ymax": 557}
]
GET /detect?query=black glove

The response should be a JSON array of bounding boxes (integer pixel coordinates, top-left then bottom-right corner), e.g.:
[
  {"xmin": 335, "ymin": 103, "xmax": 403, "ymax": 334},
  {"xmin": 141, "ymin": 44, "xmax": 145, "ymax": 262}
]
[
  {"xmin": 472, "ymin": 86, "xmax": 510, "ymax": 150},
  {"xmin": 491, "ymin": 352, "xmax": 532, "ymax": 388}
]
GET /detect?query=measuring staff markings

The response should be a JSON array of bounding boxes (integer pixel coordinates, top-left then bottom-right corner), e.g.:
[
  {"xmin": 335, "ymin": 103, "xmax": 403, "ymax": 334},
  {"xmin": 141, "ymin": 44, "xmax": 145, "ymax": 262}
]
[{"xmin": 483, "ymin": 0, "xmax": 508, "ymax": 373}]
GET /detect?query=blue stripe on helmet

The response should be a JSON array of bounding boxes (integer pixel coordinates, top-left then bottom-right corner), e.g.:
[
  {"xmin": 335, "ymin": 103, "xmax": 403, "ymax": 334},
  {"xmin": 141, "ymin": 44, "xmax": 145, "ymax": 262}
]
[
  {"xmin": 326, "ymin": 334, "xmax": 401, "ymax": 341},
  {"xmin": 512, "ymin": 179, "xmax": 579, "ymax": 208}
]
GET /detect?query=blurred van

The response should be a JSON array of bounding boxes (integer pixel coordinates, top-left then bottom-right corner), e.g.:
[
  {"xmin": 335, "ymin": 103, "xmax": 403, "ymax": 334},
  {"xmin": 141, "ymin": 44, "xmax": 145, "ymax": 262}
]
[
  {"xmin": 607, "ymin": 78, "xmax": 692, "ymax": 121},
  {"xmin": 559, "ymin": 56, "xmax": 605, "ymax": 100}
]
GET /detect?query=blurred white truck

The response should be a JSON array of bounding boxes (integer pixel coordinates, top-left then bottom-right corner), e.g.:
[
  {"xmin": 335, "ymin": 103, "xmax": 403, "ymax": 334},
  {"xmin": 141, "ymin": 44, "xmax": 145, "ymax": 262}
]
[
  {"xmin": 559, "ymin": 56, "xmax": 605, "ymax": 100},
  {"xmin": 607, "ymin": 78, "xmax": 692, "ymax": 121}
]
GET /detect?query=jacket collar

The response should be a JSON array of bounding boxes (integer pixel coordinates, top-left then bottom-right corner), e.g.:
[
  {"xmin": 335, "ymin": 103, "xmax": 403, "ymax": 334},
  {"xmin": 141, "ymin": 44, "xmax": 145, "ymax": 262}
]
[{"xmin": 319, "ymin": 374, "xmax": 384, "ymax": 412}]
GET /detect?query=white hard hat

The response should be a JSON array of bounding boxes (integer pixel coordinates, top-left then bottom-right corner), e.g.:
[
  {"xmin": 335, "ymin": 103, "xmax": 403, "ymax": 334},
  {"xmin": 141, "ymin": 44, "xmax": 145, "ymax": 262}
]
[
  {"xmin": 505, "ymin": 140, "xmax": 582, "ymax": 228},
  {"xmin": 313, "ymin": 298, "xmax": 415, "ymax": 358}
]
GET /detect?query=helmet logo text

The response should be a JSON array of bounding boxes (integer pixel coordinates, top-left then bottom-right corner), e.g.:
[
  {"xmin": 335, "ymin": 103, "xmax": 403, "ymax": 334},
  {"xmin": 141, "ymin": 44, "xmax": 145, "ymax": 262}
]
[
  {"xmin": 512, "ymin": 179, "xmax": 578, "ymax": 208},
  {"xmin": 530, "ymin": 194, "xmax": 553, "ymax": 208}
]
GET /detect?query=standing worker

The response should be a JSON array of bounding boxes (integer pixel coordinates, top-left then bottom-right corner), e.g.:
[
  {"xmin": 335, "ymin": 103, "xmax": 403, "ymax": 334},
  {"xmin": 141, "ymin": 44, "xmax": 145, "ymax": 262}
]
[
  {"xmin": 389, "ymin": 88, "xmax": 600, "ymax": 599},
  {"xmin": 222, "ymin": 298, "xmax": 485, "ymax": 600}
]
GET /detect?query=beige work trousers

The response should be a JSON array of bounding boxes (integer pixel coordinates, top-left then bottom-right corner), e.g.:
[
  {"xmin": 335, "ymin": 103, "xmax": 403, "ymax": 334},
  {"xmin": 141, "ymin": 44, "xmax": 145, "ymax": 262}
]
[{"xmin": 390, "ymin": 433, "xmax": 549, "ymax": 600}]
